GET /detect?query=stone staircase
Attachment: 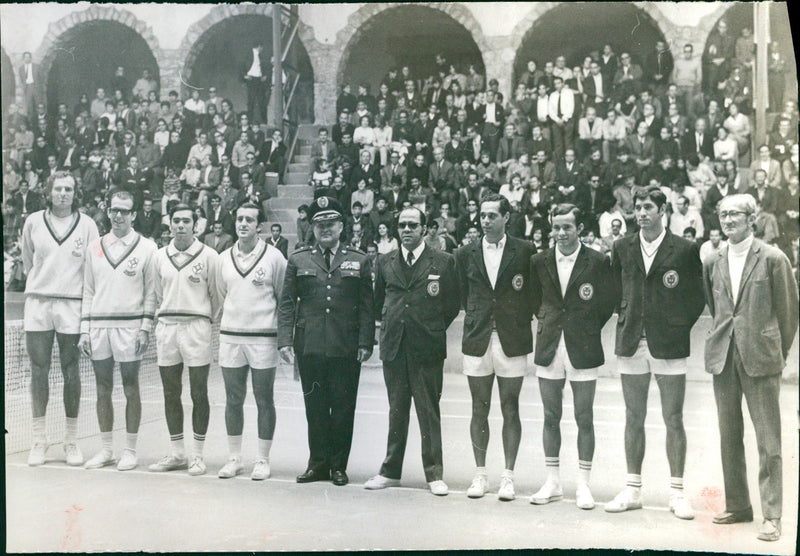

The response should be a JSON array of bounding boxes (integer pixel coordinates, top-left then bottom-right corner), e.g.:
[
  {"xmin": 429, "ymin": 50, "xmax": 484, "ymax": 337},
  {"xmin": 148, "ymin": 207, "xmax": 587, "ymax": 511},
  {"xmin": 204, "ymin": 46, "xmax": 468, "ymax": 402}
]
[{"xmin": 263, "ymin": 125, "xmax": 319, "ymax": 248}]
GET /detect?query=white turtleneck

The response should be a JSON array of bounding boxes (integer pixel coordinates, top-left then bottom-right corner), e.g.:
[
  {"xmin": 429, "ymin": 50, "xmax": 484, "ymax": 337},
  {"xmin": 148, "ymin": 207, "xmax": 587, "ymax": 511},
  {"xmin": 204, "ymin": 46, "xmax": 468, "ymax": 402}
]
[{"xmin": 728, "ymin": 234, "xmax": 754, "ymax": 304}]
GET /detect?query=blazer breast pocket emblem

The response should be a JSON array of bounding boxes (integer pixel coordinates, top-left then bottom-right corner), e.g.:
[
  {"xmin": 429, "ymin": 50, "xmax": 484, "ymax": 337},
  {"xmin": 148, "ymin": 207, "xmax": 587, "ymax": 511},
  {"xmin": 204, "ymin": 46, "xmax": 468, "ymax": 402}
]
[
  {"xmin": 579, "ymin": 283, "xmax": 594, "ymax": 300},
  {"xmin": 662, "ymin": 270, "xmax": 679, "ymax": 288}
]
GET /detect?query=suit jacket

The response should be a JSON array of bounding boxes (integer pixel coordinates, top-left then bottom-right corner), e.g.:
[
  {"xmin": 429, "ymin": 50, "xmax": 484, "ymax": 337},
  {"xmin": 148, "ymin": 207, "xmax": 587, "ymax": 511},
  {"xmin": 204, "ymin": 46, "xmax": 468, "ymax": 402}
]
[
  {"xmin": 454, "ymin": 236, "xmax": 536, "ymax": 357},
  {"xmin": 267, "ymin": 236, "xmax": 289, "ymax": 259},
  {"xmin": 18, "ymin": 62, "xmax": 40, "ymax": 86},
  {"xmin": 582, "ymin": 73, "xmax": 611, "ymax": 106},
  {"xmin": 133, "ymin": 210, "xmax": 161, "ymax": 239},
  {"xmin": 207, "ymin": 207, "xmax": 235, "ymax": 236},
  {"xmin": 625, "ymin": 135, "xmax": 655, "ymax": 163},
  {"xmin": 748, "ymin": 159, "xmax": 783, "ymax": 189},
  {"xmin": 681, "ymin": 131, "xmax": 715, "ymax": 159},
  {"xmin": 349, "ymin": 163, "xmax": 382, "ymax": 191},
  {"xmin": 277, "ymin": 244, "xmax": 375, "ymax": 358},
  {"xmin": 11, "ymin": 191, "xmax": 43, "ymax": 214},
  {"xmin": 203, "ymin": 232, "xmax": 234, "ymax": 253},
  {"xmin": 530, "ymin": 245, "xmax": 615, "ymax": 369},
  {"xmin": 555, "ymin": 161, "xmax": 583, "ymax": 188},
  {"xmin": 241, "ymin": 51, "xmax": 271, "ymax": 83},
  {"xmin": 311, "ymin": 139, "xmax": 338, "ymax": 163},
  {"xmin": 428, "ymin": 160, "xmax": 456, "ymax": 192},
  {"xmin": 495, "ymin": 136, "xmax": 526, "ymax": 164},
  {"xmin": 611, "ymin": 231, "xmax": 705, "ymax": 358},
  {"xmin": 386, "ymin": 189, "xmax": 409, "ymax": 212},
  {"xmin": 531, "ymin": 161, "xmax": 557, "ymax": 188},
  {"xmin": 381, "ymin": 164, "xmax": 407, "ymax": 190},
  {"xmin": 703, "ymin": 239, "xmax": 798, "ymax": 376},
  {"xmin": 374, "ymin": 247, "xmax": 460, "ymax": 362},
  {"xmin": 259, "ymin": 140, "xmax": 287, "ymax": 174}
]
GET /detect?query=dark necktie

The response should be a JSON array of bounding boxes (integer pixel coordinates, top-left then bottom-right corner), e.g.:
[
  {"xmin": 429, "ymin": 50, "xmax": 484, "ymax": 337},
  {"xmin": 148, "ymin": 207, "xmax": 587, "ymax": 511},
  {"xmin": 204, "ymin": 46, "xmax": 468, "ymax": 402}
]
[
  {"xmin": 406, "ymin": 251, "xmax": 415, "ymax": 266},
  {"xmin": 324, "ymin": 248, "xmax": 332, "ymax": 269},
  {"xmin": 557, "ymin": 92, "xmax": 562, "ymax": 118}
]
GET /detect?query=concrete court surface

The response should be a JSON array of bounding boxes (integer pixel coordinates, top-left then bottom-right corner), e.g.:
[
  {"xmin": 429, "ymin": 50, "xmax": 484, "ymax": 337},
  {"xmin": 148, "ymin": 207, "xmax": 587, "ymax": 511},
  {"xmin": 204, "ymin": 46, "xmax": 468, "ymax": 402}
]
[{"xmin": 5, "ymin": 366, "xmax": 798, "ymax": 553}]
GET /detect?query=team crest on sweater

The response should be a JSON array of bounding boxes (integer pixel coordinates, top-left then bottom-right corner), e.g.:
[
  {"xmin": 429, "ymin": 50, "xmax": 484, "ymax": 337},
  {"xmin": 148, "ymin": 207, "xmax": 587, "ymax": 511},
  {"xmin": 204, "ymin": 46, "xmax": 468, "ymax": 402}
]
[
  {"xmin": 72, "ymin": 237, "xmax": 84, "ymax": 257},
  {"xmin": 189, "ymin": 261, "xmax": 204, "ymax": 283},
  {"xmin": 124, "ymin": 257, "xmax": 139, "ymax": 277},
  {"xmin": 252, "ymin": 266, "xmax": 266, "ymax": 286}
]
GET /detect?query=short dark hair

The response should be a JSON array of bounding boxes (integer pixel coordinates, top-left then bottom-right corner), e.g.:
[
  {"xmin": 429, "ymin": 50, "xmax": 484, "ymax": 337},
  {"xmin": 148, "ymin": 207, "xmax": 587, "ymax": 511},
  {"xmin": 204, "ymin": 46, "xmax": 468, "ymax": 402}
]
[
  {"xmin": 270, "ymin": 223, "xmax": 282, "ymax": 232},
  {"xmin": 352, "ymin": 201, "xmax": 363, "ymax": 209},
  {"xmin": 480, "ymin": 193, "xmax": 511, "ymax": 216},
  {"xmin": 169, "ymin": 203, "xmax": 196, "ymax": 222},
  {"xmin": 633, "ymin": 185, "xmax": 668, "ymax": 209},
  {"xmin": 236, "ymin": 202, "xmax": 263, "ymax": 223},
  {"xmin": 550, "ymin": 203, "xmax": 583, "ymax": 226}
]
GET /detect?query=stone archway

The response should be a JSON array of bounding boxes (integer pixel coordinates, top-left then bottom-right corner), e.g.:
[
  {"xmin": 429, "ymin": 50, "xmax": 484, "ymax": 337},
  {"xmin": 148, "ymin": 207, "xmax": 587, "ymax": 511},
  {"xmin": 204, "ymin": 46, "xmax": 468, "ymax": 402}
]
[
  {"xmin": 1, "ymin": 47, "xmax": 16, "ymax": 116},
  {"xmin": 324, "ymin": 2, "xmax": 491, "ymax": 121},
  {"xmin": 34, "ymin": 6, "xmax": 163, "ymax": 113},
  {"xmin": 176, "ymin": 4, "xmax": 317, "ymax": 124},
  {"xmin": 510, "ymin": 2, "xmax": 672, "ymax": 88}
]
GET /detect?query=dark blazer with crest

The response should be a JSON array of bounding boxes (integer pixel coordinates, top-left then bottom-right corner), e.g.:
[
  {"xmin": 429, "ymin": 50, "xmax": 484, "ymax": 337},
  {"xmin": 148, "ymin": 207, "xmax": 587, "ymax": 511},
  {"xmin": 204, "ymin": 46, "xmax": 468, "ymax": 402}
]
[
  {"xmin": 530, "ymin": 245, "xmax": 615, "ymax": 369},
  {"xmin": 374, "ymin": 246, "xmax": 460, "ymax": 363},
  {"xmin": 611, "ymin": 230, "xmax": 705, "ymax": 358},
  {"xmin": 454, "ymin": 236, "xmax": 536, "ymax": 358}
]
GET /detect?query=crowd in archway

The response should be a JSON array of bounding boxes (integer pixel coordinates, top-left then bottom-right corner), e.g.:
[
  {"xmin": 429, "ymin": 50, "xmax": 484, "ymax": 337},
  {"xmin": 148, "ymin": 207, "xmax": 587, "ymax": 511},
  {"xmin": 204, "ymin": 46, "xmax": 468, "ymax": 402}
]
[
  {"xmin": 321, "ymin": 23, "xmax": 797, "ymax": 268},
  {"xmin": 2, "ymin": 18, "xmax": 799, "ymax": 290}
]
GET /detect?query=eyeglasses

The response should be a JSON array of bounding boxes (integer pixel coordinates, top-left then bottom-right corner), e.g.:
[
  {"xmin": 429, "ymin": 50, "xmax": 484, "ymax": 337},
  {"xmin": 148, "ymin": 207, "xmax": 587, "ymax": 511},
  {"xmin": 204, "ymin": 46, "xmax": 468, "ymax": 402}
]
[
  {"xmin": 397, "ymin": 222, "xmax": 421, "ymax": 230},
  {"xmin": 108, "ymin": 208, "xmax": 133, "ymax": 216},
  {"xmin": 717, "ymin": 210, "xmax": 749, "ymax": 219}
]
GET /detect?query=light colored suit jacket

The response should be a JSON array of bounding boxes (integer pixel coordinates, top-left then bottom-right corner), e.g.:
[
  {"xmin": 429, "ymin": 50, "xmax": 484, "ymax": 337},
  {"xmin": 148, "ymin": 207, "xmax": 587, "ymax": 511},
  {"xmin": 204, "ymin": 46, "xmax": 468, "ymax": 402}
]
[
  {"xmin": 748, "ymin": 158, "xmax": 783, "ymax": 189},
  {"xmin": 703, "ymin": 238, "xmax": 798, "ymax": 376}
]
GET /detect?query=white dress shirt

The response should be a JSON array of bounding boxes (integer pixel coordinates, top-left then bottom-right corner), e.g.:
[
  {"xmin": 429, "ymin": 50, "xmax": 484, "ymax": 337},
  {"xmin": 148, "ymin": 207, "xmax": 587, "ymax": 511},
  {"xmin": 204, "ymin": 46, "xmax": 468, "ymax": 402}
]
[
  {"xmin": 400, "ymin": 242, "xmax": 425, "ymax": 267},
  {"xmin": 485, "ymin": 103, "xmax": 497, "ymax": 125},
  {"xmin": 639, "ymin": 228, "xmax": 666, "ymax": 274},
  {"xmin": 247, "ymin": 49, "xmax": 263, "ymax": 78},
  {"xmin": 556, "ymin": 245, "xmax": 580, "ymax": 297},
  {"xmin": 25, "ymin": 63, "xmax": 34, "ymax": 84},
  {"xmin": 482, "ymin": 234, "xmax": 506, "ymax": 288},
  {"xmin": 728, "ymin": 234, "xmax": 754, "ymax": 305}
]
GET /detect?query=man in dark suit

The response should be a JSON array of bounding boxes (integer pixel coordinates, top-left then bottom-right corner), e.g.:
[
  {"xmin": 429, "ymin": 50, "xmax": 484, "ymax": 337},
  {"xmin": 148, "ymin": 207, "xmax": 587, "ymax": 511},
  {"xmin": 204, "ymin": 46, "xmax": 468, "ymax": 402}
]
[
  {"xmin": 241, "ymin": 41, "xmax": 271, "ymax": 125},
  {"xmin": 11, "ymin": 180, "xmax": 43, "ymax": 216},
  {"xmin": 625, "ymin": 121, "xmax": 656, "ymax": 181},
  {"xmin": 380, "ymin": 151, "xmax": 407, "ymax": 193},
  {"xmin": 117, "ymin": 156, "xmax": 150, "ymax": 210},
  {"xmin": 278, "ymin": 196, "xmax": 374, "ymax": 487},
  {"xmin": 364, "ymin": 207, "xmax": 460, "ymax": 496},
  {"xmin": 18, "ymin": 51, "xmax": 39, "ymax": 117},
  {"xmin": 259, "ymin": 129, "xmax": 287, "ymax": 183},
  {"xmin": 479, "ymin": 90, "xmax": 505, "ymax": 159},
  {"xmin": 428, "ymin": 147, "xmax": 456, "ymax": 210},
  {"xmin": 207, "ymin": 193, "xmax": 235, "ymax": 236},
  {"xmin": 133, "ymin": 198, "xmax": 161, "ymax": 240},
  {"xmin": 266, "ymin": 223, "xmax": 289, "ymax": 258},
  {"xmin": 349, "ymin": 150, "xmax": 381, "ymax": 191},
  {"xmin": 528, "ymin": 204, "xmax": 615, "ymax": 510},
  {"xmin": 681, "ymin": 117, "xmax": 714, "ymax": 161},
  {"xmin": 703, "ymin": 194, "xmax": 798, "ymax": 542},
  {"xmin": 532, "ymin": 150, "xmax": 557, "ymax": 189},
  {"xmin": 203, "ymin": 221, "xmax": 234, "ymax": 253},
  {"xmin": 606, "ymin": 186, "xmax": 705, "ymax": 519},
  {"xmin": 454, "ymin": 194, "xmax": 536, "ymax": 501},
  {"xmin": 332, "ymin": 111, "xmax": 356, "ymax": 147}
]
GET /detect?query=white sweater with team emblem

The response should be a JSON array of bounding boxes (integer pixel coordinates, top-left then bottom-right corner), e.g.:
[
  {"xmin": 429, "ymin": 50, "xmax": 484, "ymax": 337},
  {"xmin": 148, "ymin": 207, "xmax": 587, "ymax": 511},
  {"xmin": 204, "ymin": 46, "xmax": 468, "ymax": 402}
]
[
  {"xmin": 152, "ymin": 238, "xmax": 221, "ymax": 324},
  {"xmin": 216, "ymin": 240, "xmax": 287, "ymax": 344},
  {"xmin": 80, "ymin": 232, "xmax": 158, "ymax": 333},
  {"xmin": 22, "ymin": 210, "xmax": 99, "ymax": 300}
]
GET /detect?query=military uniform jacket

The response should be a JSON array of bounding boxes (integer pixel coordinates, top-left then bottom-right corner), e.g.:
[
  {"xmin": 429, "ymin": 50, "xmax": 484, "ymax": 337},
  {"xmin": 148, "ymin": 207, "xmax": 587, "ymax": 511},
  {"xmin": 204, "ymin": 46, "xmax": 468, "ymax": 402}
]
[
  {"xmin": 611, "ymin": 230, "xmax": 705, "ymax": 359},
  {"xmin": 530, "ymin": 245, "xmax": 615, "ymax": 369},
  {"xmin": 374, "ymin": 246, "xmax": 460, "ymax": 363},
  {"xmin": 278, "ymin": 243, "xmax": 375, "ymax": 358},
  {"xmin": 454, "ymin": 236, "xmax": 536, "ymax": 358}
]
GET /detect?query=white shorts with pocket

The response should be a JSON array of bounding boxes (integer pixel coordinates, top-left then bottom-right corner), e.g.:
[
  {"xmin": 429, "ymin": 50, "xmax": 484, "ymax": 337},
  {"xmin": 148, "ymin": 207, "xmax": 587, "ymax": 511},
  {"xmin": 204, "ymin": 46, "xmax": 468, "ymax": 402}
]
[
  {"xmin": 616, "ymin": 336, "xmax": 687, "ymax": 375},
  {"xmin": 155, "ymin": 319, "xmax": 213, "ymax": 367},
  {"xmin": 24, "ymin": 296, "xmax": 81, "ymax": 334},
  {"xmin": 219, "ymin": 339, "xmax": 278, "ymax": 369},
  {"xmin": 463, "ymin": 330, "xmax": 528, "ymax": 378},
  {"xmin": 89, "ymin": 327, "xmax": 141, "ymax": 362},
  {"xmin": 536, "ymin": 334, "xmax": 598, "ymax": 382}
]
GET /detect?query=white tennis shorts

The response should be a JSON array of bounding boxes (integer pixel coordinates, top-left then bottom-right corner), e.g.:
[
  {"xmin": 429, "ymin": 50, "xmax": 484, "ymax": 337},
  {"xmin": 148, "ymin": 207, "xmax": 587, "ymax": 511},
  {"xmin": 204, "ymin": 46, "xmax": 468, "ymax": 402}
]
[
  {"xmin": 616, "ymin": 337, "xmax": 687, "ymax": 375},
  {"xmin": 89, "ymin": 327, "xmax": 141, "ymax": 362},
  {"xmin": 155, "ymin": 319, "xmax": 213, "ymax": 367},
  {"xmin": 219, "ymin": 339, "xmax": 278, "ymax": 369},
  {"xmin": 463, "ymin": 330, "xmax": 528, "ymax": 378},
  {"xmin": 535, "ymin": 335, "xmax": 598, "ymax": 382},
  {"xmin": 24, "ymin": 296, "xmax": 81, "ymax": 334}
]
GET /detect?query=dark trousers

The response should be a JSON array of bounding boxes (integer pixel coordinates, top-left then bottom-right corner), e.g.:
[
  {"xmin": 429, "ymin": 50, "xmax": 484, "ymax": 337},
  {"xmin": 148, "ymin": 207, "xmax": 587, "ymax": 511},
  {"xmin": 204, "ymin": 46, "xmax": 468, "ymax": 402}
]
[
  {"xmin": 297, "ymin": 353, "xmax": 361, "ymax": 472},
  {"xmin": 379, "ymin": 353, "xmax": 444, "ymax": 482},
  {"xmin": 246, "ymin": 78, "xmax": 269, "ymax": 125},
  {"xmin": 713, "ymin": 342, "xmax": 782, "ymax": 519},
  {"xmin": 550, "ymin": 120, "xmax": 574, "ymax": 160}
]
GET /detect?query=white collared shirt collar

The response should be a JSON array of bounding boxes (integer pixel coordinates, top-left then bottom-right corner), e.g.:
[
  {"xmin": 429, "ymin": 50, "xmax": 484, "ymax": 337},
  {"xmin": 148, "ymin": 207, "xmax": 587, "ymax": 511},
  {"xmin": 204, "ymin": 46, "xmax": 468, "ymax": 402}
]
[
  {"xmin": 109, "ymin": 228, "xmax": 137, "ymax": 246},
  {"xmin": 482, "ymin": 234, "xmax": 506, "ymax": 251},
  {"xmin": 639, "ymin": 227, "xmax": 666, "ymax": 252},
  {"xmin": 556, "ymin": 244, "xmax": 580, "ymax": 264},
  {"xmin": 400, "ymin": 242, "xmax": 425, "ymax": 266}
]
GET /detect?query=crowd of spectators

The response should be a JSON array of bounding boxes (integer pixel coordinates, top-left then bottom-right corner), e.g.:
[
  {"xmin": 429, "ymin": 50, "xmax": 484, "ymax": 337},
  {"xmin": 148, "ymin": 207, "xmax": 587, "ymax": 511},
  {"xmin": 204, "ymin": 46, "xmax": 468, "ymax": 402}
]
[
  {"xmin": 308, "ymin": 24, "xmax": 797, "ymax": 274},
  {"xmin": 3, "ymin": 20, "xmax": 799, "ymax": 291}
]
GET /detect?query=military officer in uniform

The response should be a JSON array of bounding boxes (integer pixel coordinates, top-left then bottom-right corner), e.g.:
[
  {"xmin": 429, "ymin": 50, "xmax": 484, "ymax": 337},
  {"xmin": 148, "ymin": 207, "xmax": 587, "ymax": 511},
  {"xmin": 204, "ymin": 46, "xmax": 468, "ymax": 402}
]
[
  {"xmin": 278, "ymin": 196, "xmax": 375, "ymax": 486},
  {"xmin": 364, "ymin": 207, "xmax": 461, "ymax": 496},
  {"xmin": 454, "ymin": 193, "xmax": 536, "ymax": 501}
]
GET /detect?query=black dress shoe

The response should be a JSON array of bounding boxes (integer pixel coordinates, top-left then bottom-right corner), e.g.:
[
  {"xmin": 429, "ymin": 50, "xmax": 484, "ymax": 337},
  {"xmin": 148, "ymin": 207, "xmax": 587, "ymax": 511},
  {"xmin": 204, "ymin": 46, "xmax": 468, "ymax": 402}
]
[
  {"xmin": 296, "ymin": 468, "xmax": 330, "ymax": 483},
  {"xmin": 331, "ymin": 470, "xmax": 349, "ymax": 486},
  {"xmin": 712, "ymin": 509, "xmax": 754, "ymax": 524}
]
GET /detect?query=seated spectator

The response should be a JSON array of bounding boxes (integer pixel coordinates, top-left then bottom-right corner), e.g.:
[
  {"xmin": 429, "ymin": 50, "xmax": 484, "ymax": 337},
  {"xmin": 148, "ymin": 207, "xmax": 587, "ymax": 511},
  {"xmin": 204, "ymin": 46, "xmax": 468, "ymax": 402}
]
[
  {"xmin": 685, "ymin": 153, "xmax": 716, "ymax": 199},
  {"xmin": 749, "ymin": 143, "xmax": 783, "ymax": 189},
  {"xmin": 581, "ymin": 229, "xmax": 605, "ymax": 253},
  {"xmin": 133, "ymin": 197, "xmax": 161, "ymax": 240},
  {"xmin": 753, "ymin": 197, "xmax": 780, "ymax": 245},
  {"xmin": 682, "ymin": 226, "xmax": 698, "ymax": 243},
  {"xmin": 601, "ymin": 217, "xmax": 626, "ymax": 254},
  {"xmin": 577, "ymin": 106, "xmax": 604, "ymax": 160},
  {"xmin": 351, "ymin": 179, "xmax": 374, "ymax": 215},
  {"xmin": 373, "ymin": 114, "xmax": 393, "ymax": 167},
  {"xmin": 699, "ymin": 227, "xmax": 727, "ymax": 264},
  {"xmin": 723, "ymin": 102, "xmax": 751, "ymax": 165},
  {"xmin": 713, "ymin": 126, "xmax": 738, "ymax": 162},
  {"xmin": 669, "ymin": 195, "xmax": 704, "ymax": 238},
  {"xmin": 260, "ymin": 128, "xmax": 287, "ymax": 182},
  {"xmin": 353, "ymin": 114, "xmax": 377, "ymax": 163},
  {"xmin": 375, "ymin": 222, "xmax": 398, "ymax": 254},
  {"xmin": 499, "ymin": 173, "xmax": 526, "ymax": 205}
]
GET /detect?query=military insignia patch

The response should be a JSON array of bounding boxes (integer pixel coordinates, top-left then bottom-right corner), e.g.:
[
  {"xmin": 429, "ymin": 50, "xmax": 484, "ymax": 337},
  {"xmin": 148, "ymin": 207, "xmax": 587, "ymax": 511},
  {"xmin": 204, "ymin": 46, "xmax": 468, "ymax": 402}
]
[
  {"xmin": 512, "ymin": 274, "xmax": 524, "ymax": 291},
  {"xmin": 427, "ymin": 280, "xmax": 440, "ymax": 296},
  {"xmin": 340, "ymin": 261, "xmax": 361, "ymax": 270},
  {"xmin": 579, "ymin": 283, "xmax": 594, "ymax": 300},
  {"xmin": 662, "ymin": 270, "xmax": 679, "ymax": 288},
  {"xmin": 318, "ymin": 197, "xmax": 328, "ymax": 208}
]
